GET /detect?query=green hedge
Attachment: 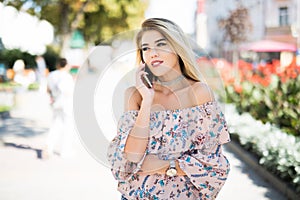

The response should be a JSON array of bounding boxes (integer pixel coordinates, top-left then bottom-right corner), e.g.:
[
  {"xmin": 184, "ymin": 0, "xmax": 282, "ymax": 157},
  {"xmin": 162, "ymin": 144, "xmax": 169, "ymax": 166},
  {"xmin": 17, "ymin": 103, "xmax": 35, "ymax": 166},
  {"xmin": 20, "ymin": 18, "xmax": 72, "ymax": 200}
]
[
  {"xmin": 0, "ymin": 105, "xmax": 11, "ymax": 112},
  {"xmin": 0, "ymin": 49, "xmax": 36, "ymax": 69},
  {"xmin": 0, "ymin": 46, "xmax": 59, "ymax": 72},
  {"xmin": 0, "ymin": 82, "xmax": 21, "ymax": 91}
]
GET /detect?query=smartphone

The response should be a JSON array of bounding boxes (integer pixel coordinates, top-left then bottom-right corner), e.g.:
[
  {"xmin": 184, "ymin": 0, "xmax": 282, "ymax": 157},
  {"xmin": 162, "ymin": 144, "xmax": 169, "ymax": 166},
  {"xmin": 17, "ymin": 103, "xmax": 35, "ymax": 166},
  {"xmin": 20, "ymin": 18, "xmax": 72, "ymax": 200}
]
[
  {"xmin": 142, "ymin": 74, "xmax": 153, "ymax": 88},
  {"xmin": 141, "ymin": 64, "xmax": 154, "ymax": 88}
]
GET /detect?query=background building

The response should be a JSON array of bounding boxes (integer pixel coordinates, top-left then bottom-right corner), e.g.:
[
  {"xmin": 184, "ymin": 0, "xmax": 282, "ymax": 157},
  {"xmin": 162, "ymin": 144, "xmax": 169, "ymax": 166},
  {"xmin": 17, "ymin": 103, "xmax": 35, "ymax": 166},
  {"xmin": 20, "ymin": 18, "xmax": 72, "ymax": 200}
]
[
  {"xmin": 203, "ymin": 0, "xmax": 265, "ymax": 57},
  {"xmin": 201, "ymin": 0, "xmax": 299, "ymax": 59},
  {"xmin": 264, "ymin": 0, "xmax": 299, "ymax": 45}
]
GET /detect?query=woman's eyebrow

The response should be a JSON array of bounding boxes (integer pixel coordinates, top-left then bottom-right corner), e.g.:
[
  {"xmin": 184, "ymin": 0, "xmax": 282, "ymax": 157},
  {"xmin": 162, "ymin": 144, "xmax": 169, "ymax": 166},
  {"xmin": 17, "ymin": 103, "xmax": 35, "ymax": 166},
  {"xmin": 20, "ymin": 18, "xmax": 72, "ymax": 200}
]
[
  {"xmin": 155, "ymin": 38, "xmax": 166, "ymax": 43},
  {"xmin": 141, "ymin": 38, "xmax": 166, "ymax": 47}
]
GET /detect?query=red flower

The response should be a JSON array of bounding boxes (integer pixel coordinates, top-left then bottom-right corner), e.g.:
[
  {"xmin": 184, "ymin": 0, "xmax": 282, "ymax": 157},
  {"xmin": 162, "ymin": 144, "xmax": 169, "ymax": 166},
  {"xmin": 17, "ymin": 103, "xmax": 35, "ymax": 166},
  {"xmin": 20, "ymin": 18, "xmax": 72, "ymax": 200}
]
[
  {"xmin": 260, "ymin": 76, "xmax": 271, "ymax": 87},
  {"xmin": 234, "ymin": 84, "xmax": 243, "ymax": 93}
]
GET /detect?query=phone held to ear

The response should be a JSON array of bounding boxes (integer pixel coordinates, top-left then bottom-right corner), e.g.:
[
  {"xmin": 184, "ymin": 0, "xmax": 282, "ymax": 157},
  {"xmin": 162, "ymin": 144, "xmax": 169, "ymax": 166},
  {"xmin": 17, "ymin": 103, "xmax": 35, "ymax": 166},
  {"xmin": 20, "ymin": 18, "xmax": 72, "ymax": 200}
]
[
  {"xmin": 140, "ymin": 61, "xmax": 153, "ymax": 88},
  {"xmin": 142, "ymin": 74, "xmax": 153, "ymax": 88}
]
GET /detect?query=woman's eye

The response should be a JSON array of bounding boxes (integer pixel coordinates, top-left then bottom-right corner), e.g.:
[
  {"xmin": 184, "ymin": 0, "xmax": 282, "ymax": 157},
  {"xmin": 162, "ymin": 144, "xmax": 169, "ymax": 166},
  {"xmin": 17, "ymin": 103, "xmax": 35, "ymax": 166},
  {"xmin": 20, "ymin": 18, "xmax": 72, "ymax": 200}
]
[
  {"xmin": 142, "ymin": 47, "xmax": 149, "ymax": 51},
  {"xmin": 157, "ymin": 43, "xmax": 167, "ymax": 47}
]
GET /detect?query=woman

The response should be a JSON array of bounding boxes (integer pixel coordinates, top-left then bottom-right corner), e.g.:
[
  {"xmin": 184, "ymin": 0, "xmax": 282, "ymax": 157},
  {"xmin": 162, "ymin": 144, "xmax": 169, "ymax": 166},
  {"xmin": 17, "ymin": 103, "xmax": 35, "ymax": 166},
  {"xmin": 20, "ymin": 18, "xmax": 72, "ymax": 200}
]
[{"xmin": 107, "ymin": 18, "xmax": 230, "ymax": 200}]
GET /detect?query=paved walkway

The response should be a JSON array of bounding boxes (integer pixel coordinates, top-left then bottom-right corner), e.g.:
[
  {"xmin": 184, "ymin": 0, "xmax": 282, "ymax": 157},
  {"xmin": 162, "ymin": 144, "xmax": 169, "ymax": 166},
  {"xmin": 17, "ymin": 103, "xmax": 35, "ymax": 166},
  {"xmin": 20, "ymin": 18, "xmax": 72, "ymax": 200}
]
[{"xmin": 0, "ymin": 91, "xmax": 287, "ymax": 200}]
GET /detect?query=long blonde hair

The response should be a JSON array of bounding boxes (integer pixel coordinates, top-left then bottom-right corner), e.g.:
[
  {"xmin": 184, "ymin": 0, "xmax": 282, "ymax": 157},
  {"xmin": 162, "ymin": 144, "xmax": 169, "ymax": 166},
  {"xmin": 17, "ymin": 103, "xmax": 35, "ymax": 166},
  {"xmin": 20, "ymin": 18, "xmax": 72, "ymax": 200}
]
[{"xmin": 135, "ymin": 18, "xmax": 200, "ymax": 82}]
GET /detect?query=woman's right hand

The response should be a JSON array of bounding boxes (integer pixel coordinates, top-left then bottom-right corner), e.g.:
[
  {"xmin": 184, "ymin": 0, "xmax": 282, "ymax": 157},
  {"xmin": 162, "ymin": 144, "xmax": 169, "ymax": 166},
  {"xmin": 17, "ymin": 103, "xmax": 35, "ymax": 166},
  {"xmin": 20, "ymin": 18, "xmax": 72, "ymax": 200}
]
[{"xmin": 136, "ymin": 64, "xmax": 155, "ymax": 103}]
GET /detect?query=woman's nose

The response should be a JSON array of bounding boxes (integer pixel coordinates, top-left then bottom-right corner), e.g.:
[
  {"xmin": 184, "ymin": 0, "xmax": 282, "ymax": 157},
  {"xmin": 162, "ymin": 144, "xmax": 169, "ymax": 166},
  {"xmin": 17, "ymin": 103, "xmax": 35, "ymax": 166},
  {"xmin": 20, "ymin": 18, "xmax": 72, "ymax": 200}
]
[{"xmin": 149, "ymin": 48, "xmax": 158, "ymax": 58}]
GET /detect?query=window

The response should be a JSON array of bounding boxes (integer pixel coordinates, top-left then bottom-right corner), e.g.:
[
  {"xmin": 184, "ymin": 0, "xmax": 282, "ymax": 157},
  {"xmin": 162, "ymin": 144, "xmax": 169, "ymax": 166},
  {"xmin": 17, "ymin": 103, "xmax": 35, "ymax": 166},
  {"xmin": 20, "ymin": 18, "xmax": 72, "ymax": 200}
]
[{"xmin": 279, "ymin": 7, "xmax": 289, "ymax": 26}]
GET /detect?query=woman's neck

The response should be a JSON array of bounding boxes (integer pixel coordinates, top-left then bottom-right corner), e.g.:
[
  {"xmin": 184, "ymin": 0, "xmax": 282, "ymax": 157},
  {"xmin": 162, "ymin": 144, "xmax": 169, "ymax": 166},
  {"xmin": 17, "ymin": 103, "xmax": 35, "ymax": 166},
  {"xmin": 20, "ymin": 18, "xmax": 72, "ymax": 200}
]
[
  {"xmin": 155, "ymin": 75, "xmax": 192, "ymax": 95},
  {"xmin": 157, "ymin": 74, "xmax": 185, "ymax": 86}
]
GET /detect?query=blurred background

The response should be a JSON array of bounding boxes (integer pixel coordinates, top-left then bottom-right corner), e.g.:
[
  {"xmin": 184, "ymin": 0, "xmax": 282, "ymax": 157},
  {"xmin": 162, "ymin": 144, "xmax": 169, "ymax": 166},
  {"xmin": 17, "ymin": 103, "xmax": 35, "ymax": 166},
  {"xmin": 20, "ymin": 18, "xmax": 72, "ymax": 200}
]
[{"xmin": 0, "ymin": 0, "xmax": 299, "ymax": 200}]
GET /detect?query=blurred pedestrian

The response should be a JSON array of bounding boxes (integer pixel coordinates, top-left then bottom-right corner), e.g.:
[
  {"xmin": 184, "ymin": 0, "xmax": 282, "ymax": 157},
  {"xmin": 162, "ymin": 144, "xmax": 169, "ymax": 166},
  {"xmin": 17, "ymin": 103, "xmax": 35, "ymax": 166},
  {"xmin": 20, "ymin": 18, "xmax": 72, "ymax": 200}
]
[
  {"xmin": 13, "ymin": 59, "xmax": 36, "ymax": 89},
  {"xmin": 107, "ymin": 18, "xmax": 231, "ymax": 199},
  {"xmin": 35, "ymin": 56, "xmax": 47, "ymax": 93},
  {"xmin": 43, "ymin": 58, "xmax": 75, "ymax": 158}
]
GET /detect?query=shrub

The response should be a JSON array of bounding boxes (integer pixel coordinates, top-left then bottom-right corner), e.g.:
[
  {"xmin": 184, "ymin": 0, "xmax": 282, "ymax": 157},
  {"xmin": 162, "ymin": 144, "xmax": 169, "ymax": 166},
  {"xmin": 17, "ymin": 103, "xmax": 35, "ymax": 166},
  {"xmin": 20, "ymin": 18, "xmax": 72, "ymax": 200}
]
[
  {"xmin": 0, "ymin": 82, "xmax": 21, "ymax": 92},
  {"xmin": 225, "ymin": 104, "xmax": 300, "ymax": 192},
  {"xmin": 0, "ymin": 49, "xmax": 36, "ymax": 69},
  {"xmin": 0, "ymin": 105, "xmax": 11, "ymax": 112},
  {"xmin": 42, "ymin": 46, "xmax": 59, "ymax": 72},
  {"xmin": 27, "ymin": 82, "xmax": 39, "ymax": 90},
  {"xmin": 221, "ymin": 59, "xmax": 300, "ymax": 136}
]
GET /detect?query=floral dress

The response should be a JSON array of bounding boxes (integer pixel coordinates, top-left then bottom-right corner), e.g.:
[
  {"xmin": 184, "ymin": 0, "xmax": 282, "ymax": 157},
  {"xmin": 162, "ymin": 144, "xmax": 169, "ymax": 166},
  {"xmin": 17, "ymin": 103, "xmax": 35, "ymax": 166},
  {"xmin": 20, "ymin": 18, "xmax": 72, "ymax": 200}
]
[{"xmin": 107, "ymin": 101, "xmax": 230, "ymax": 200}]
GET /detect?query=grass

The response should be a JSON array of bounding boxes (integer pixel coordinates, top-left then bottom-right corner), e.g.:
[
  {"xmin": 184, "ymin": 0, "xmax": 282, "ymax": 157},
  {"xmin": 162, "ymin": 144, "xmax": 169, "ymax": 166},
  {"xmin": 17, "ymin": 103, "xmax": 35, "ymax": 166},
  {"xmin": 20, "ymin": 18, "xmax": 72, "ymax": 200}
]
[
  {"xmin": 0, "ymin": 105, "xmax": 11, "ymax": 112},
  {"xmin": 0, "ymin": 82, "xmax": 21, "ymax": 91}
]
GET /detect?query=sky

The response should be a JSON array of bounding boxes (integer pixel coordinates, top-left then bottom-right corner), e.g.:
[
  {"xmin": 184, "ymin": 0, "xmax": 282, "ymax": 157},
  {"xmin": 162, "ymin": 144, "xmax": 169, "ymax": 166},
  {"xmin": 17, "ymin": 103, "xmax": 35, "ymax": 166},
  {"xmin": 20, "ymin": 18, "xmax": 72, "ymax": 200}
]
[
  {"xmin": 145, "ymin": 0, "xmax": 198, "ymax": 35},
  {"xmin": 0, "ymin": 2, "xmax": 53, "ymax": 55}
]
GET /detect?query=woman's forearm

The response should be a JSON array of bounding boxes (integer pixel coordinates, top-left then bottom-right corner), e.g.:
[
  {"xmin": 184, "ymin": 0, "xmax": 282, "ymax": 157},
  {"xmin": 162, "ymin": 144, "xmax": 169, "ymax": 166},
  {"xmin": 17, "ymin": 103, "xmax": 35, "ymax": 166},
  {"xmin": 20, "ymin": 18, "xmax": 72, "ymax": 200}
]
[
  {"xmin": 140, "ymin": 154, "xmax": 169, "ymax": 174},
  {"xmin": 124, "ymin": 99, "xmax": 152, "ymax": 163},
  {"xmin": 139, "ymin": 155, "xmax": 186, "ymax": 176}
]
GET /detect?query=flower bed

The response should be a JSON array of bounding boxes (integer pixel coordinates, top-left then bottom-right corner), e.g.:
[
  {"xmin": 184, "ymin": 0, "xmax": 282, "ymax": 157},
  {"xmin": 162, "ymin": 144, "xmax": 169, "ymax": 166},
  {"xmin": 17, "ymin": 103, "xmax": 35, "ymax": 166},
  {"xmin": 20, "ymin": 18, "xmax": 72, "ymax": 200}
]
[
  {"xmin": 220, "ymin": 58, "xmax": 300, "ymax": 136},
  {"xmin": 225, "ymin": 104, "xmax": 300, "ymax": 193},
  {"xmin": 197, "ymin": 57, "xmax": 300, "ymax": 192}
]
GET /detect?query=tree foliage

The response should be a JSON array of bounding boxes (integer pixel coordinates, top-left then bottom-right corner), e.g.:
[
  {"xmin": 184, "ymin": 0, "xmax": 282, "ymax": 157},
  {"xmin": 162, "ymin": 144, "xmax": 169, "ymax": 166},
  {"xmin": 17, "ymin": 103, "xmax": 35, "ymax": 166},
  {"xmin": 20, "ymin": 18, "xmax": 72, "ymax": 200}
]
[
  {"xmin": 1, "ymin": 0, "xmax": 147, "ymax": 46},
  {"xmin": 0, "ymin": 49, "xmax": 36, "ymax": 69}
]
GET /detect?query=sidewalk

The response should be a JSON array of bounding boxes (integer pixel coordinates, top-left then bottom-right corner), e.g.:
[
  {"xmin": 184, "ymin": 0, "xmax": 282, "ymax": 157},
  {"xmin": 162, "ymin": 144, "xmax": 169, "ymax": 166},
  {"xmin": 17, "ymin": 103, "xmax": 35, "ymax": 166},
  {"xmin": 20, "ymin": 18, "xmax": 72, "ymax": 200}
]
[{"xmin": 0, "ymin": 91, "xmax": 287, "ymax": 200}]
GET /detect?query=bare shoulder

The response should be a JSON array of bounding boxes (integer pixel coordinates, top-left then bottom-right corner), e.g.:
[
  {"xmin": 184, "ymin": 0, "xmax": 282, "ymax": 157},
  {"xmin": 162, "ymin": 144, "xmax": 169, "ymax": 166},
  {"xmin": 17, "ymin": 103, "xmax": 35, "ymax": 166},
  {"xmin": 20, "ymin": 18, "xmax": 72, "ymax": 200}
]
[
  {"xmin": 189, "ymin": 82, "xmax": 215, "ymax": 105},
  {"xmin": 124, "ymin": 86, "xmax": 142, "ymax": 111}
]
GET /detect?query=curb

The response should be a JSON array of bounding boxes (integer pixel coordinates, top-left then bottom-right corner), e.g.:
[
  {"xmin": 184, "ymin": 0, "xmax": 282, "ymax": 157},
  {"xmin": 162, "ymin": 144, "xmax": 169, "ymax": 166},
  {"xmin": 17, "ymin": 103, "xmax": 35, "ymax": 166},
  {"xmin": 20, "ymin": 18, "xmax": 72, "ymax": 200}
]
[{"xmin": 226, "ymin": 140, "xmax": 300, "ymax": 200}]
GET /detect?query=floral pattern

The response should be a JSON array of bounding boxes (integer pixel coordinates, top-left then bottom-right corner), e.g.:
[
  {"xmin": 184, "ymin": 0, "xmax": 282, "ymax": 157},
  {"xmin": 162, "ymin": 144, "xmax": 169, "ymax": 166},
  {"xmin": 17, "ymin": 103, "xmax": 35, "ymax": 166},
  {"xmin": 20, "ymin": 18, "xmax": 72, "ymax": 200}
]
[{"xmin": 107, "ymin": 101, "xmax": 230, "ymax": 200}]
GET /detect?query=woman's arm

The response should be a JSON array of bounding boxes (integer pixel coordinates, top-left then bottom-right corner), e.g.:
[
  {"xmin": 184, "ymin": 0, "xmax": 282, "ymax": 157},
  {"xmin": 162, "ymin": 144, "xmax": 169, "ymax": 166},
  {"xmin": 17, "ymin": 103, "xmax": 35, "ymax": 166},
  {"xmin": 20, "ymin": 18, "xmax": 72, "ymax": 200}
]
[
  {"xmin": 123, "ymin": 87, "xmax": 152, "ymax": 163},
  {"xmin": 123, "ymin": 65, "xmax": 155, "ymax": 163}
]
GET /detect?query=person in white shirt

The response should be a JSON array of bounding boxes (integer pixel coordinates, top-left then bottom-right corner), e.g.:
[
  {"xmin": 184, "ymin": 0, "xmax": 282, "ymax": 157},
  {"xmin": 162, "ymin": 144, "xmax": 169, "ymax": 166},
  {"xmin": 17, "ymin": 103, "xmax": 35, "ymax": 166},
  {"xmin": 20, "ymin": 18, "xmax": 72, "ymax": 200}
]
[{"xmin": 44, "ymin": 58, "xmax": 75, "ymax": 158}]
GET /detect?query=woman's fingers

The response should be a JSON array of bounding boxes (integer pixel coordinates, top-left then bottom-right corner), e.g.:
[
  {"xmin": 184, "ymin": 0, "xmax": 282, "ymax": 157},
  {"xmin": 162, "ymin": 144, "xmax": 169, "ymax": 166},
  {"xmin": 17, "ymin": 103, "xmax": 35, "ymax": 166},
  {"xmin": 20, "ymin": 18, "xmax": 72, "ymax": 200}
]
[
  {"xmin": 136, "ymin": 64, "xmax": 148, "ymax": 86},
  {"xmin": 136, "ymin": 63, "xmax": 145, "ymax": 73}
]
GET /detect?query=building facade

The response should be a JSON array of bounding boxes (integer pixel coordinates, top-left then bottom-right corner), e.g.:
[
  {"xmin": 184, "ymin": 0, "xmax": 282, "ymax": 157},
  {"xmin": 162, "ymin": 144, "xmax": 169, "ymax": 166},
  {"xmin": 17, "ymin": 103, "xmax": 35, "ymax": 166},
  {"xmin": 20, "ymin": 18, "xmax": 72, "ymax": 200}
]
[
  {"xmin": 199, "ymin": 0, "xmax": 264, "ymax": 56},
  {"xmin": 197, "ymin": 0, "xmax": 299, "ymax": 57},
  {"xmin": 264, "ymin": 0, "xmax": 299, "ymax": 45},
  {"xmin": 144, "ymin": 0, "xmax": 299, "ymax": 58}
]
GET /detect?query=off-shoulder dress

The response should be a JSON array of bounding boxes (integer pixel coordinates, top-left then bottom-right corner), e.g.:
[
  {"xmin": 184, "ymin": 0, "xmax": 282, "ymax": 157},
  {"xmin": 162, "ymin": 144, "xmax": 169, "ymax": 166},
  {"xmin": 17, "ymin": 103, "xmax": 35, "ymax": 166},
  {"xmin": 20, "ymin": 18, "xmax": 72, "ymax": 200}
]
[{"xmin": 107, "ymin": 101, "xmax": 230, "ymax": 200}]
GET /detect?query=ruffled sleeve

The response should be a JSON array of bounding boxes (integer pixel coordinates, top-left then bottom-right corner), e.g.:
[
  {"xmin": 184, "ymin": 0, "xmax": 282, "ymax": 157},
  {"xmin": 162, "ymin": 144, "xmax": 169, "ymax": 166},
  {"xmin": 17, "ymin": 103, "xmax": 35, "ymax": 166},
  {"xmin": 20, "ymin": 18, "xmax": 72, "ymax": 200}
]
[
  {"xmin": 107, "ymin": 111, "xmax": 147, "ymax": 182},
  {"xmin": 178, "ymin": 101, "xmax": 231, "ymax": 191}
]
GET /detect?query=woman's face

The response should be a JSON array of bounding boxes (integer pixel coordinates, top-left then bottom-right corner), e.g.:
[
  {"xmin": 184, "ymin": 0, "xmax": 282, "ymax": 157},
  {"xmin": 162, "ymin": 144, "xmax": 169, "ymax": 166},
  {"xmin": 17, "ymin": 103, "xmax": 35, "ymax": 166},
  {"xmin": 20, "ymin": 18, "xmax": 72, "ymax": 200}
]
[{"xmin": 140, "ymin": 30, "xmax": 180, "ymax": 77}]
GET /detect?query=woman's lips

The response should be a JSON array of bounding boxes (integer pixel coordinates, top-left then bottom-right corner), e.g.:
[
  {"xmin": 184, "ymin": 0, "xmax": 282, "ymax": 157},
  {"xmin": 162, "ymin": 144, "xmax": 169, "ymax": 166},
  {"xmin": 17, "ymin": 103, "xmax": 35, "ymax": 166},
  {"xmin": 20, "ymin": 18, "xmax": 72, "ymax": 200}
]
[{"xmin": 151, "ymin": 60, "xmax": 163, "ymax": 67}]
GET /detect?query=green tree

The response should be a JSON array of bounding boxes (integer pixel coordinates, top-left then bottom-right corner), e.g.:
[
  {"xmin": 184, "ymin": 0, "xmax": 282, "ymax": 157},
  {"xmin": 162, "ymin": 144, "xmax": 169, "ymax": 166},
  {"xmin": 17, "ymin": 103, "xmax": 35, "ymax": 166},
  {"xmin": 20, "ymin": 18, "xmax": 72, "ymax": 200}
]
[
  {"xmin": 0, "ymin": 49, "xmax": 36, "ymax": 69},
  {"xmin": 1, "ymin": 0, "xmax": 147, "ymax": 55}
]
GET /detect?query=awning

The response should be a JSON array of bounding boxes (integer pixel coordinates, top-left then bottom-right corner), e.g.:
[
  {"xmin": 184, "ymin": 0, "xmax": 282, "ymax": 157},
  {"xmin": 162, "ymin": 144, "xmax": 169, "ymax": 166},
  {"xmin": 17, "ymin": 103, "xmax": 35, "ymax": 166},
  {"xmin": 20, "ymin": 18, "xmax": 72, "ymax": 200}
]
[{"xmin": 240, "ymin": 39, "xmax": 297, "ymax": 52}]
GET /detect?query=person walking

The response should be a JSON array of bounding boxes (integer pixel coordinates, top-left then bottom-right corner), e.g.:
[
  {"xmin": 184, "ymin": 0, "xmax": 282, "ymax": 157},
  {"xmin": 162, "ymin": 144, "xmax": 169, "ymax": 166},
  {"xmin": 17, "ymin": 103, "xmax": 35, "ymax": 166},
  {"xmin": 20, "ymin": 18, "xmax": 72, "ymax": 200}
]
[
  {"xmin": 107, "ymin": 18, "xmax": 231, "ymax": 199},
  {"xmin": 44, "ymin": 58, "xmax": 75, "ymax": 158}
]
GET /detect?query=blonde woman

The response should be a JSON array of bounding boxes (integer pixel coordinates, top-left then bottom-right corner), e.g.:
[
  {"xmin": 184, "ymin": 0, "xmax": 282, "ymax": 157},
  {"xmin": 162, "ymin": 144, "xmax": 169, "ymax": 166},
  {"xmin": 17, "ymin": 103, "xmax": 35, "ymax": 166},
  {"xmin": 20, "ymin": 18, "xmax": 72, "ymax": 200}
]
[{"xmin": 108, "ymin": 18, "xmax": 230, "ymax": 200}]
